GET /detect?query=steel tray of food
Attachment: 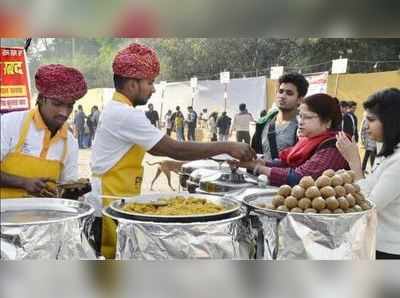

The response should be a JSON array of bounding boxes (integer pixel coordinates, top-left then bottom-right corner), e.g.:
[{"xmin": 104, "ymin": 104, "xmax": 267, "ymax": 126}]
[{"xmin": 105, "ymin": 192, "xmax": 241, "ymax": 223}]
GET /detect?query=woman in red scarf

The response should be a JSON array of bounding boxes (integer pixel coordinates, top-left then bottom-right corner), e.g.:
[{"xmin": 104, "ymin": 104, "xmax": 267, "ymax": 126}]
[{"xmin": 239, "ymin": 93, "xmax": 349, "ymax": 186}]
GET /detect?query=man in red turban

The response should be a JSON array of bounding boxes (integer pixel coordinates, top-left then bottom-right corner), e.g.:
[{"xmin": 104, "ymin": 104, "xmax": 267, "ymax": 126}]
[
  {"xmin": 1, "ymin": 64, "xmax": 87, "ymax": 199},
  {"xmin": 90, "ymin": 43, "xmax": 256, "ymax": 258}
]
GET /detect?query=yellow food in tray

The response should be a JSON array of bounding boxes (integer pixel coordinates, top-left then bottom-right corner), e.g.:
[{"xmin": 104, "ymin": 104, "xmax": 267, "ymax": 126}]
[{"xmin": 121, "ymin": 196, "xmax": 226, "ymax": 215}]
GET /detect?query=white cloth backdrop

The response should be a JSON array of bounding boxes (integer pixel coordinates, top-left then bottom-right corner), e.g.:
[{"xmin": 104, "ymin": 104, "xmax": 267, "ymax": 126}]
[{"xmin": 100, "ymin": 76, "xmax": 267, "ymax": 122}]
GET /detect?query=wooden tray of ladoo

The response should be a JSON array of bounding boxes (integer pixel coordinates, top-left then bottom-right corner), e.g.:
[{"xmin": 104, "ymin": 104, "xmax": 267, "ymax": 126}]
[{"xmin": 104, "ymin": 192, "xmax": 242, "ymax": 223}]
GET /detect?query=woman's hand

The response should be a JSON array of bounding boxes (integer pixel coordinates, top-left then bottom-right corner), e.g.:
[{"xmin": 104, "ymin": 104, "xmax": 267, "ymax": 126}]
[
  {"xmin": 336, "ymin": 131, "xmax": 361, "ymax": 164},
  {"xmin": 336, "ymin": 131, "xmax": 364, "ymax": 180}
]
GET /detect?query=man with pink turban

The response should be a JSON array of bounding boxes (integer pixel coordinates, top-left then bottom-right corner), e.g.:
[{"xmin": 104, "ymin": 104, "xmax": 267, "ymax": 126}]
[
  {"xmin": 1, "ymin": 64, "xmax": 87, "ymax": 199},
  {"xmin": 90, "ymin": 43, "xmax": 256, "ymax": 258}
]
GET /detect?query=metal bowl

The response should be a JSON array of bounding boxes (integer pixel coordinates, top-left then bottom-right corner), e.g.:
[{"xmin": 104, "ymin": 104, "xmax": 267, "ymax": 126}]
[
  {"xmin": 198, "ymin": 171, "xmax": 255, "ymax": 195},
  {"xmin": 243, "ymin": 192, "xmax": 376, "ymax": 219},
  {"xmin": 187, "ymin": 168, "xmax": 221, "ymax": 193},
  {"xmin": 180, "ymin": 159, "xmax": 220, "ymax": 175},
  {"xmin": 105, "ymin": 192, "xmax": 241, "ymax": 223},
  {"xmin": 1, "ymin": 198, "xmax": 95, "ymax": 226},
  {"xmin": 179, "ymin": 160, "xmax": 222, "ymax": 188}
]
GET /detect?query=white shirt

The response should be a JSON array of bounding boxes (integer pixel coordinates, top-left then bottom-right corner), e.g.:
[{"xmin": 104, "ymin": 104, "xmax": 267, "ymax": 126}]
[
  {"xmin": 89, "ymin": 97, "xmax": 164, "ymax": 216},
  {"xmin": 356, "ymin": 144, "xmax": 400, "ymax": 254},
  {"xmin": 164, "ymin": 113, "xmax": 172, "ymax": 129},
  {"xmin": 91, "ymin": 99, "xmax": 164, "ymax": 175},
  {"xmin": 0, "ymin": 110, "xmax": 78, "ymax": 183},
  {"xmin": 232, "ymin": 112, "xmax": 254, "ymax": 132}
]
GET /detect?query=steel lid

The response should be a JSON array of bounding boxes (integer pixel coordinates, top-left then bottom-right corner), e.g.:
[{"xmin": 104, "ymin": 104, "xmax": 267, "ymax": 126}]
[
  {"xmin": 1, "ymin": 198, "xmax": 94, "ymax": 226},
  {"xmin": 198, "ymin": 169, "xmax": 256, "ymax": 194},
  {"xmin": 188, "ymin": 168, "xmax": 221, "ymax": 184},
  {"xmin": 181, "ymin": 159, "xmax": 221, "ymax": 175}
]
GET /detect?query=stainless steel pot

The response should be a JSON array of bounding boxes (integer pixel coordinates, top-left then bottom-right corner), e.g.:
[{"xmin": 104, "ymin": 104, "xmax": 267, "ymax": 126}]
[
  {"xmin": 104, "ymin": 192, "xmax": 242, "ymax": 223},
  {"xmin": 1, "ymin": 198, "xmax": 96, "ymax": 260},
  {"xmin": 242, "ymin": 193, "xmax": 377, "ymax": 260},
  {"xmin": 197, "ymin": 169, "xmax": 256, "ymax": 195}
]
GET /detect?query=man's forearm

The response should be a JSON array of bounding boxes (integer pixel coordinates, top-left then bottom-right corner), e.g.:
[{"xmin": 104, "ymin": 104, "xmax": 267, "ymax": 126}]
[
  {"xmin": 0, "ymin": 171, "xmax": 27, "ymax": 189},
  {"xmin": 172, "ymin": 142, "xmax": 233, "ymax": 160},
  {"xmin": 150, "ymin": 137, "xmax": 233, "ymax": 161}
]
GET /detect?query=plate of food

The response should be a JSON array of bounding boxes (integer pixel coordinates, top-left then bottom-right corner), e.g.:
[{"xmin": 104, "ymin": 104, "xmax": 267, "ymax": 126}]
[{"xmin": 105, "ymin": 192, "xmax": 241, "ymax": 222}]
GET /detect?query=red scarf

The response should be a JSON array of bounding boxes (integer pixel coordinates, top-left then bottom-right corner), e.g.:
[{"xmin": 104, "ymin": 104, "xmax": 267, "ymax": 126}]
[{"xmin": 279, "ymin": 131, "xmax": 337, "ymax": 167}]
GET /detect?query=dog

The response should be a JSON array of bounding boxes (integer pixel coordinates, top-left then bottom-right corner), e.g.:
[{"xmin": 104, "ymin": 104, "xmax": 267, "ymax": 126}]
[{"xmin": 146, "ymin": 160, "xmax": 186, "ymax": 191}]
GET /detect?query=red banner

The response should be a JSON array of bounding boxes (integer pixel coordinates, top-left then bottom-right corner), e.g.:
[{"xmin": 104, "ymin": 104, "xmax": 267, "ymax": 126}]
[{"xmin": 0, "ymin": 46, "xmax": 31, "ymax": 113}]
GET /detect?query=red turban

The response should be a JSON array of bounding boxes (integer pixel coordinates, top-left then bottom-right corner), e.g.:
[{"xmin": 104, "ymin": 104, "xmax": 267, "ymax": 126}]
[
  {"xmin": 35, "ymin": 64, "xmax": 87, "ymax": 102},
  {"xmin": 112, "ymin": 43, "xmax": 160, "ymax": 80}
]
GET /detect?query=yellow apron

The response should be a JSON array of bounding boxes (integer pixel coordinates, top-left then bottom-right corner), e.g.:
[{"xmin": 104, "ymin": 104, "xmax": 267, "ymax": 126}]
[
  {"xmin": 0, "ymin": 109, "xmax": 67, "ymax": 199},
  {"xmin": 99, "ymin": 91, "xmax": 146, "ymax": 259}
]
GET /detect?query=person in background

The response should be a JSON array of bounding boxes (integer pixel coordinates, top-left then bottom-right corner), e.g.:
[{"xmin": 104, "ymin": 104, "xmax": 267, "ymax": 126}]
[
  {"xmin": 259, "ymin": 109, "xmax": 267, "ymax": 118},
  {"xmin": 74, "ymin": 104, "xmax": 86, "ymax": 149},
  {"xmin": 164, "ymin": 110, "xmax": 173, "ymax": 136},
  {"xmin": 339, "ymin": 100, "xmax": 349, "ymax": 115},
  {"xmin": 208, "ymin": 112, "xmax": 218, "ymax": 141},
  {"xmin": 1, "ymin": 64, "xmax": 87, "ymax": 198},
  {"xmin": 84, "ymin": 116, "xmax": 92, "ymax": 148},
  {"xmin": 216, "ymin": 111, "xmax": 231, "ymax": 141},
  {"xmin": 200, "ymin": 108, "xmax": 209, "ymax": 128},
  {"xmin": 175, "ymin": 111, "xmax": 185, "ymax": 142},
  {"xmin": 336, "ymin": 88, "xmax": 400, "ymax": 259},
  {"xmin": 186, "ymin": 106, "xmax": 197, "ymax": 141},
  {"xmin": 145, "ymin": 103, "xmax": 159, "ymax": 127},
  {"xmin": 231, "ymin": 103, "xmax": 254, "ymax": 144},
  {"xmin": 237, "ymin": 93, "xmax": 348, "ymax": 186},
  {"xmin": 340, "ymin": 100, "xmax": 358, "ymax": 142},
  {"xmin": 251, "ymin": 73, "xmax": 309, "ymax": 161},
  {"xmin": 89, "ymin": 105, "xmax": 100, "ymax": 140},
  {"xmin": 170, "ymin": 105, "xmax": 180, "ymax": 133},
  {"xmin": 360, "ymin": 112, "xmax": 377, "ymax": 172},
  {"xmin": 348, "ymin": 100, "xmax": 359, "ymax": 141},
  {"xmin": 71, "ymin": 110, "xmax": 78, "ymax": 137}
]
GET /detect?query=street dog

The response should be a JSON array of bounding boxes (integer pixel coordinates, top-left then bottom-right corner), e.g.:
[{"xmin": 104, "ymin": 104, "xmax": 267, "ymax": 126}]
[{"xmin": 146, "ymin": 160, "xmax": 186, "ymax": 191}]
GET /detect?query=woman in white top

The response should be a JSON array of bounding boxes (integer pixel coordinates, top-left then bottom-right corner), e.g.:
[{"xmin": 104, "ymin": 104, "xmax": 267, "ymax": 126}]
[{"xmin": 336, "ymin": 88, "xmax": 400, "ymax": 259}]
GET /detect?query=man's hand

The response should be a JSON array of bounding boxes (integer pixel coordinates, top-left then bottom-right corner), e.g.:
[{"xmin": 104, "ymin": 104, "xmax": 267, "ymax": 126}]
[
  {"xmin": 228, "ymin": 142, "xmax": 256, "ymax": 162},
  {"xmin": 23, "ymin": 178, "xmax": 57, "ymax": 197},
  {"xmin": 228, "ymin": 159, "xmax": 264, "ymax": 170}
]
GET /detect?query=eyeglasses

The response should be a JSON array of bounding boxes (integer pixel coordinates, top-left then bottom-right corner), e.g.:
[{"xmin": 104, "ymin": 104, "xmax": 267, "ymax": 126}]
[{"xmin": 296, "ymin": 114, "xmax": 319, "ymax": 121}]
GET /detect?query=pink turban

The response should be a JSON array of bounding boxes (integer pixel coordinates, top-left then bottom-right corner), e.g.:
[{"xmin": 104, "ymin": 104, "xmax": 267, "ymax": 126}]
[
  {"xmin": 35, "ymin": 64, "xmax": 87, "ymax": 102},
  {"xmin": 112, "ymin": 43, "xmax": 160, "ymax": 80}
]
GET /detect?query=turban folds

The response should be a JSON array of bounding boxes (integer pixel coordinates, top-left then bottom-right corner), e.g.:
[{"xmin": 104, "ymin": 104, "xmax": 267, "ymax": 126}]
[
  {"xmin": 112, "ymin": 43, "xmax": 160, "ymax": 80},
  {"xmin": 35, "ymin": 64, "xmax": 87, "ymax": 102}
]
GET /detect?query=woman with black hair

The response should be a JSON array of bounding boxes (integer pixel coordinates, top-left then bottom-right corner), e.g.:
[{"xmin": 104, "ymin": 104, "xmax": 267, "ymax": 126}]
[{"xmin": 336, "ymin": 88, "xmax": 400, "ymax": 259}]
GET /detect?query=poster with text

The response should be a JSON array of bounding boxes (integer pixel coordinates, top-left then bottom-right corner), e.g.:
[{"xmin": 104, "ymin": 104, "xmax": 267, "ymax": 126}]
[
  {"xmin": 0, "ymin": 46, "xmax": 31, "ymax": 113},
  {"xmin": 305, "ymin": 72, "xmax": 329, "ymax": 96}
]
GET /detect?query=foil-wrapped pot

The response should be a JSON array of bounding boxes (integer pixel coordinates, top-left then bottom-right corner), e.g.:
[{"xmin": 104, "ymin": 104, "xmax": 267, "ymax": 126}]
[
  {"xmin": 1, "ymin": 198, "xmax": 96, "ymax": 260},
  {"xmin": 102, "ymin": 192, "xmax": 254, "ymax": 259},
  {"xmin": 243, "ymin": 192, "xmax": 377, "ymax": 260},
  {"xmin": 113, "ymin": 214, "xmax": 253, "ymax": 260}
]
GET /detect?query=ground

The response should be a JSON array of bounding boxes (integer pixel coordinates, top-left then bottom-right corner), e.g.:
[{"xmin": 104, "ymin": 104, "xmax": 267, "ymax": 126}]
[
  {"xmin": 78, "ymin": 149, "xmax": 182, "ymax": 194},
  {"xmin": 78, "ymin": 127, "xmax": 246, "ymax": 193}
]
